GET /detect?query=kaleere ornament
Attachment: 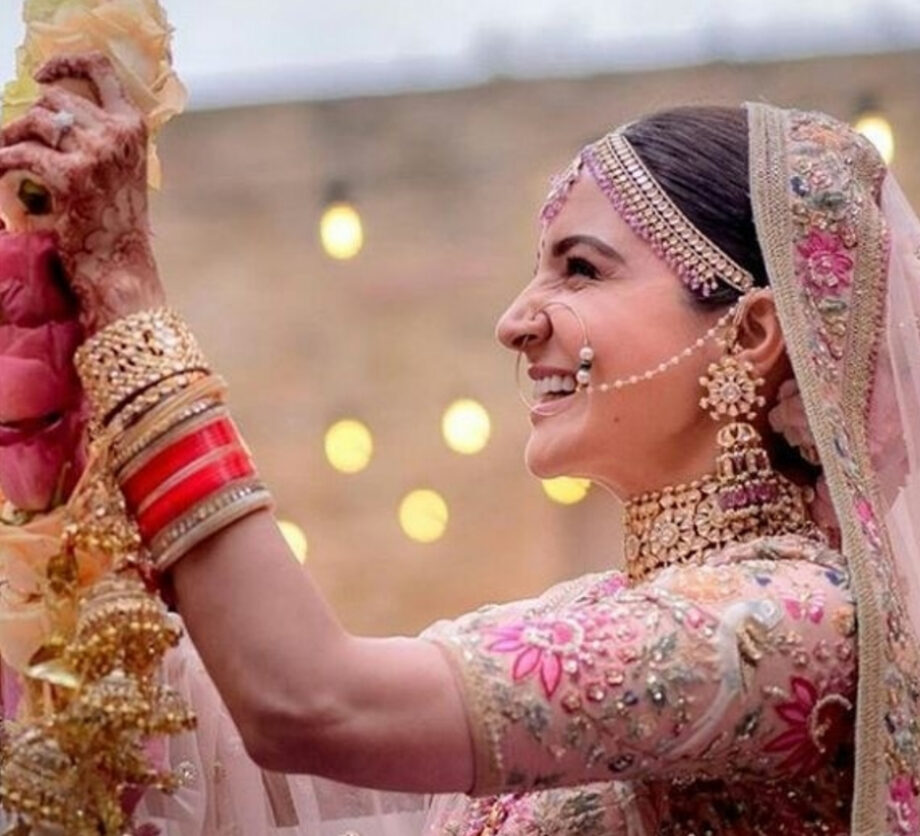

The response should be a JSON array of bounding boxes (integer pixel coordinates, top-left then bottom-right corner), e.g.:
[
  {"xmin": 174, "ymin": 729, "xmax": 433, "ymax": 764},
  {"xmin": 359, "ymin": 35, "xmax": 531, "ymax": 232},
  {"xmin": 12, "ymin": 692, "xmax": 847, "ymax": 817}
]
[{"xmin": 0, "ymin": 451, "xmax": 196, "ymax": 835}]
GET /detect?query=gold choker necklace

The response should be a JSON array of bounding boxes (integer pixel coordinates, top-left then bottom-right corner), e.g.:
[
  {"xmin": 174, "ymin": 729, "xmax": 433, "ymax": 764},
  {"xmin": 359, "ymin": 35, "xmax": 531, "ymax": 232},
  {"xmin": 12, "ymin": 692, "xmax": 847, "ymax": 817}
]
[{"xmin": 624, "ymin": 423, "xmax": 818, "ymax": 584}]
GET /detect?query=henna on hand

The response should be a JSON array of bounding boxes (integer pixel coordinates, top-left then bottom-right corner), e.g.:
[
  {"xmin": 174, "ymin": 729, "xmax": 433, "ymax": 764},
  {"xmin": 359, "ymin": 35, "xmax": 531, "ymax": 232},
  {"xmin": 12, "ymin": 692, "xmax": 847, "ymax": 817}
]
[{"xmin": 0, "ymin": 52, "xmax": 165, "ymax": 334}]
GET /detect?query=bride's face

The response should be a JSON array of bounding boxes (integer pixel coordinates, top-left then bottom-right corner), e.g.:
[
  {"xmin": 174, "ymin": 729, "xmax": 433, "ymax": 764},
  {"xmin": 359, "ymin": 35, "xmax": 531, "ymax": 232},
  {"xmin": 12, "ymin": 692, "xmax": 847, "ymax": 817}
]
[{"xmin": 496, "ymin": 173, "xmax": 728, "ymax": 498}]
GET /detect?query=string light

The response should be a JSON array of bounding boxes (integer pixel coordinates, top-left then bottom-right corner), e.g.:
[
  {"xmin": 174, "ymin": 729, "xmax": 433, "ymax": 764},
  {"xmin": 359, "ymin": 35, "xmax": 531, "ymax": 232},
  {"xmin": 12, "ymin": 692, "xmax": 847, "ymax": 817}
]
[
  {"xmin": 542, "ymin": 476, "xmax": 591, "ymax": 505},
  {"xmin": 278, "ymin": 520, "xmax": 308, "ymax": 563},
  {"xmin": 853, "ymin": 100, "xmax": 894, "ymax": 165},
  {"xmin": 442, "ymin": 398, "xmax": 491, "ymax": 455},
  {"xmin": 324, "ymin": 418, "xmax": 373, "ymax": 473},
  {"xmin": 399, "ymin": 489, "xmax": 449, "ymax": 543},
  {"xmin": 320, "ymin": 201, "xmax": 364, "ymax": 260}
]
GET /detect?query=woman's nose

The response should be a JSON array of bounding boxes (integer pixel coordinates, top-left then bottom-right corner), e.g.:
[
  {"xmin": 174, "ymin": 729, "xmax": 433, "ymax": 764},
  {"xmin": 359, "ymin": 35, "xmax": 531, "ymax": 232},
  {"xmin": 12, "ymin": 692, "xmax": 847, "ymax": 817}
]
[{"xmin": 495, "ymin": 291, "xmax": 551, "ymax": 352}]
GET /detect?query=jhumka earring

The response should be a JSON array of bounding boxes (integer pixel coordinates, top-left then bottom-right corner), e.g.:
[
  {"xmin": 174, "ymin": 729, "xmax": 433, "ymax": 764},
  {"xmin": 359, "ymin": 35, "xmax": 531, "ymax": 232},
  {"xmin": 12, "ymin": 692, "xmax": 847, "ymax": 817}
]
[{"xmin": 698, "ymin": 319, "xmax": 811, "ymax": 528}]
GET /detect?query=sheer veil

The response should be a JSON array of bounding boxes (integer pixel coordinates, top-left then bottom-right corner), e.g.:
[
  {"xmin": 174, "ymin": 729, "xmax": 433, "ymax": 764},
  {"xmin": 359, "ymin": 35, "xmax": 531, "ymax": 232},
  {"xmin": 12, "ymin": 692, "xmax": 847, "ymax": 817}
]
[
  {"xmin": 875, "ymin": 175, "xmax": 920, "ymax": 637},
  {"xmin": 134, "ymin": 622, "xmax": 433, "ymax": 835}
]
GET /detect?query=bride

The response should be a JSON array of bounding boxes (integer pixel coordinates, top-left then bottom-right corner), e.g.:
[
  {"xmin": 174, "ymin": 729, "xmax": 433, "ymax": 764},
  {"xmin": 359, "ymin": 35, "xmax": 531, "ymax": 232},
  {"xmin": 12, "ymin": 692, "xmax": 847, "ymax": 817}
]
[{"xmin": 1, "ymin": 51, "xmax": 919, "ymax": 835}]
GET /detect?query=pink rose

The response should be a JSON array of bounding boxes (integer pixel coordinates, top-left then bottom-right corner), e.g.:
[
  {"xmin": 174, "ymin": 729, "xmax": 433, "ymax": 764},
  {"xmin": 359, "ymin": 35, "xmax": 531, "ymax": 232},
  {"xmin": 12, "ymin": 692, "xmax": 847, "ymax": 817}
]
[
  {"xmin": 0, "ymin": 233, "xmax": 87, "ymax": 511},
  {"xmin": 796, "ymin": 229, "xmax": 854, "ymax": 297},
  {"xmin": 889, "ymin": 774, "xmax": 920, "ymax": 834}
]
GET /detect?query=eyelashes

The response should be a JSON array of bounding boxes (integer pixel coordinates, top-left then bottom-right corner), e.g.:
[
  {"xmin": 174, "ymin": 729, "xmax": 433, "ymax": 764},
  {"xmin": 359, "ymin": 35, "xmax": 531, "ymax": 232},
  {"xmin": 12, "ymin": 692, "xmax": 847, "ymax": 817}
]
[{"xmin": 564, "ymin": 256, "xmax": 600, "ymax": 280}]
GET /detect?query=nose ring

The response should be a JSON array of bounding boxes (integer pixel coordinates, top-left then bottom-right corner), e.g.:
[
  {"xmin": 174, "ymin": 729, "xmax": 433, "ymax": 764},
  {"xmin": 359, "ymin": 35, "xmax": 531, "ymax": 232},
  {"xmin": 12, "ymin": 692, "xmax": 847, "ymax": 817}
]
[{"xmin": 534, "ymin": 301, "xmax": 594, "ymax": 390}]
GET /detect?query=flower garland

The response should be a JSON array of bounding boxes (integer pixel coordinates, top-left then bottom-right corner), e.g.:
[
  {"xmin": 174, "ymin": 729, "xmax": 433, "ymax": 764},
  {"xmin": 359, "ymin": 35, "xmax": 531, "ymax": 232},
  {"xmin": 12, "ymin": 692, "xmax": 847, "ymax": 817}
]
[
  {"xmin": 0, "ymin": 453, "xmax": 196, "ymax": 834},
  {"xmin": 0, "ymin": 2, "xmax": 193, "ymax": 833}
]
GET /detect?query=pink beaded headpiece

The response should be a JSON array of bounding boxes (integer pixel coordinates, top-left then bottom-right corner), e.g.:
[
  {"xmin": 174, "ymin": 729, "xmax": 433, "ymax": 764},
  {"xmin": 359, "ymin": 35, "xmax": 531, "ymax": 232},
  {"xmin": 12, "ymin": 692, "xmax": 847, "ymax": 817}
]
[{"xmin": 541, "ymin": 130, "xmax": 756, "ymax": 298}]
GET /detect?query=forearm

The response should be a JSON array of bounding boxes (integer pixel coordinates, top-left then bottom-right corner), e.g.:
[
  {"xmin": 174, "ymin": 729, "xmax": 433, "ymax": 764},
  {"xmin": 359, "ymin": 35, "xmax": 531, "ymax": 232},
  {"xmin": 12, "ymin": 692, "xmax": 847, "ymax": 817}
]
[{"xmin": 171, "ymin": 508, "xmax": 474, "ymax": 792}]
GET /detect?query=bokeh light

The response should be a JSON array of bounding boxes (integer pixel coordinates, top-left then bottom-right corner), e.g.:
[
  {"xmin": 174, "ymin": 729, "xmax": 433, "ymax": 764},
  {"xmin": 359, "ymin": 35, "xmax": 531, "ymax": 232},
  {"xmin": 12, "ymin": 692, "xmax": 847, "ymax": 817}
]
[
  {"xmin": 399, "ymin": 489, "xmax": 449, "ymax": 543},
  {"xmin": 442, "ymin": 398, "xmax": 491, "ymax": 455},
  {"xmin": 278, "ymin": 519, "xmax": 308, "ymax": 563},
  {"xmin": 542, "ymin": 476, "xmax": 591, "ymax": 505},
  {"xmin": 854, "ymin": 112, "xmax": 894, "ymax": 165},
  {"xmin": 324, "ymin": 418, "xmax": 373, "ymax": 473},
  {"xmin": 320, "ymin": 202, "xmax": 364, "ymax": 259}
]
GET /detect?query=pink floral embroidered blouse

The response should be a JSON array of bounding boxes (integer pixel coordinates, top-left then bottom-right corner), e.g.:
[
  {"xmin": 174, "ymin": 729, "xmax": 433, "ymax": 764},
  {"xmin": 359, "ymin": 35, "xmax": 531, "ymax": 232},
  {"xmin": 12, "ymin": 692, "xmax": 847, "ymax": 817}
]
[{"xmin": 425, "ymin": 534, "xmax": 856, "ymax": 835}]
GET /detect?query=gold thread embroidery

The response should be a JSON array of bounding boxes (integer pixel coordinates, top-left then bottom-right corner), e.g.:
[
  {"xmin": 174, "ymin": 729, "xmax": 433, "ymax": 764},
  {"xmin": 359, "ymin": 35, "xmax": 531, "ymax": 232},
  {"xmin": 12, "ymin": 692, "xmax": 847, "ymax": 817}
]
[{"xmin": 746, "ymin": 101, "xmax": 887, "ymax": 835}]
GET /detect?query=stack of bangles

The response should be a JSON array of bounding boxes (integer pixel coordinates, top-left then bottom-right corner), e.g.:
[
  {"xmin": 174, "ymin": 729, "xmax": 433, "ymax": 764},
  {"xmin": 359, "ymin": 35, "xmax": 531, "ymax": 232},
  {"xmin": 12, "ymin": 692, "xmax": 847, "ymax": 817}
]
[{"xmin": 75, "ymin": 309, "xmax": 274, "ymax": 574}]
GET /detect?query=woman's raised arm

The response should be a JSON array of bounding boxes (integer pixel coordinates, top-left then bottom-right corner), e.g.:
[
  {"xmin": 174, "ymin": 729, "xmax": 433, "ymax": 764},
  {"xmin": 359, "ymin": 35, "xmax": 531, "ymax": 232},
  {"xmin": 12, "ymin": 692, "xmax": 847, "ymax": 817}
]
[{"xmin": 172, "ymin": 507, "xmax": 476, "ymax": 792}]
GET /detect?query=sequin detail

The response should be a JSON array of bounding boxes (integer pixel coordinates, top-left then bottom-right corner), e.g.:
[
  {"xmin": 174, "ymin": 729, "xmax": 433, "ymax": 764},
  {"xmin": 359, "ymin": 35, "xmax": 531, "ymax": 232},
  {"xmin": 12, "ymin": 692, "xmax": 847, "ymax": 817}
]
[{"xmin": 431, "ymin": 535, "xmax": 855, "ymax": 834}]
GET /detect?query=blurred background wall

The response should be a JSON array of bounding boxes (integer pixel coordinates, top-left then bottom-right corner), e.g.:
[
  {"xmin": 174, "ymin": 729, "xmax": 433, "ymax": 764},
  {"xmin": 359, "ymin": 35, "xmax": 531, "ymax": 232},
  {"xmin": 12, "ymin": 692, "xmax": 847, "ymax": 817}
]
[
  {"xmin": 147, "ymin": 50, "xmax": 918, "ymax": 635},
  {"xmin": 3, "ymin": 4, "xmax": 918, "ymax": 636}
]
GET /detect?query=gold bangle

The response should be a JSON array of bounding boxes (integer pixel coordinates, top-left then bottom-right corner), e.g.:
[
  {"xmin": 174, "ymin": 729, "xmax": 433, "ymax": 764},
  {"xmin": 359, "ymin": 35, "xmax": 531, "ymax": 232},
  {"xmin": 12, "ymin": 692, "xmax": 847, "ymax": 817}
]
[
  {"xmin": 110, "ymin": 375, "xmax": 229, "ymax": 471},
  {"xmin": 111, "ymin": 397, "xmax": 224, "ymax": 474},
  {"xmin": 75, "ymin": 309, "xmax": 211, "ymax": 424},
  {"xmin": 111, "ymin": 369, "xmax": 210, "ymax": 432}
]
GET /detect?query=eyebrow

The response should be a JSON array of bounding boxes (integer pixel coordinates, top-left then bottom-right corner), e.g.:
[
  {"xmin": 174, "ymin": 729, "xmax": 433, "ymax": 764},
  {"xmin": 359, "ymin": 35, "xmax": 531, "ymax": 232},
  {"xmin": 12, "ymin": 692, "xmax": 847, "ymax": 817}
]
[{"xmin": 551, "ymin": 234, "xmax": 622, "ymax": 261}]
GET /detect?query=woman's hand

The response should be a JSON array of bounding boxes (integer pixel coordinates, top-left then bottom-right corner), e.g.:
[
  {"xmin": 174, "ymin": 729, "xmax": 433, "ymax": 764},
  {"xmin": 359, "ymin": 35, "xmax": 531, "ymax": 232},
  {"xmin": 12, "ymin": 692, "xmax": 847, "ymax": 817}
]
[{"xmin": 0, "ymin": 52, "xmax": 165, "ymax": 334}]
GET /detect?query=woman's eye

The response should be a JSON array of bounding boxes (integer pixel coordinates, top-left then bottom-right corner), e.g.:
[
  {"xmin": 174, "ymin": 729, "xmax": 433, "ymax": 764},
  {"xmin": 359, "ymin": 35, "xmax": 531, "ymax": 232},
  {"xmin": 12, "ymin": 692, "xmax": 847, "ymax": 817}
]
[{"xmin": 565, "ymin": 256, "xmax": 599, "ymax": 280}]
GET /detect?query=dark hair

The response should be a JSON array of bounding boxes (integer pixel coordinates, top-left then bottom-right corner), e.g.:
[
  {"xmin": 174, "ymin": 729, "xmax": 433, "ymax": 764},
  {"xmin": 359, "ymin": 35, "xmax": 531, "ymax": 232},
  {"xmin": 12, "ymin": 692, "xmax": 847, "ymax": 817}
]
[
  {"xmin": 623, "ymin": 106, "xmax": 769, "ymax": 306},
  {"xmin": 624, "ymin": 108, "xmax": 820, "ymax": 477}
]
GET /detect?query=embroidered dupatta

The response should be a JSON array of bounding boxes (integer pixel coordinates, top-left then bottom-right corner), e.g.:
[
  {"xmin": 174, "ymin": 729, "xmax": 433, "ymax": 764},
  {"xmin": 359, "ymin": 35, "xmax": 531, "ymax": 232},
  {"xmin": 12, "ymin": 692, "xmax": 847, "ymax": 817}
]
[{"xmin": 747, "ymin": 103, "xmax": 920, "ymax": 834}]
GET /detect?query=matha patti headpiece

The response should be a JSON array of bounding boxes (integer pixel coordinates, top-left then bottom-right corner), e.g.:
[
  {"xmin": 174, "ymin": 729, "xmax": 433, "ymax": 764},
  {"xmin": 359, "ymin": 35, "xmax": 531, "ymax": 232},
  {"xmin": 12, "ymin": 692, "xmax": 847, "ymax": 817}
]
[{"xmin": 580, "ymin": 131, "xmax": 756, "ymax": 298}]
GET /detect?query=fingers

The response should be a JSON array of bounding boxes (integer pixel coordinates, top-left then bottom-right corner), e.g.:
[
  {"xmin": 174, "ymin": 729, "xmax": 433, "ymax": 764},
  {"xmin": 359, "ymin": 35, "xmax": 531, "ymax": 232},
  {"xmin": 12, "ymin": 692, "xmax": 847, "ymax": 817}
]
[
  {"xmin": 0, "ymin": 85, "xmax": 101, "ymax": 153},
  {"xmin": 1, "ymin": 108, "xmax": 77, "ymax": 152},
  {"xmin": 38, "ymin": 87, "xmax": 104, "ymax": 127},
  {"xmin": 34, "ymin": 52, "xmax": 135, "ymax": 119},
  {"xmin": 0, "ymin": 143, "xmax": 68, "ymax": 193}
]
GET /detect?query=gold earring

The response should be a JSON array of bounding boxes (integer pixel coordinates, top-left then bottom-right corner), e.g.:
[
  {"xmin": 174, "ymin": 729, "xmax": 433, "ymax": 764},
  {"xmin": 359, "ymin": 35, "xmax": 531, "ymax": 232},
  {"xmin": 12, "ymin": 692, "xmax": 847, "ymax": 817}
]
[
  {"xmin": 697, "ymin": 326, "xmax": 813, "ymax": 531},
  {"xmin": 699, "ymin": 325, "xmax": 770, "ymax": 486},
  {"xmin": 698, "ymin": 326, "xmax": 766, "ymax": 421}
]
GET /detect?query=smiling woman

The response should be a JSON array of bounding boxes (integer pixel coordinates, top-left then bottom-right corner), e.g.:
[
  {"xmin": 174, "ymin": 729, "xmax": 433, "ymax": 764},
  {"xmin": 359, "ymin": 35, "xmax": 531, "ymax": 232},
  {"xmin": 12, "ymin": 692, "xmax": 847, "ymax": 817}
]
[{"xmin": 1, "ymin": 48, "xmax": 920, "ymax": 836}]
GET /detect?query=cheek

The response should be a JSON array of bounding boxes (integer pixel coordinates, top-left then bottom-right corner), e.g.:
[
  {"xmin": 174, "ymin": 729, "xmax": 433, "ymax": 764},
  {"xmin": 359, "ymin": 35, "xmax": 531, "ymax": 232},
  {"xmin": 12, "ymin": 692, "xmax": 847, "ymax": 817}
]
[
  {"xmin": 586, "ymin": 303, "xmax": 715, "ymax": 417},
  {"xmin": 585, "ymin": 356, "xmax": 710, "ymax": 439}
]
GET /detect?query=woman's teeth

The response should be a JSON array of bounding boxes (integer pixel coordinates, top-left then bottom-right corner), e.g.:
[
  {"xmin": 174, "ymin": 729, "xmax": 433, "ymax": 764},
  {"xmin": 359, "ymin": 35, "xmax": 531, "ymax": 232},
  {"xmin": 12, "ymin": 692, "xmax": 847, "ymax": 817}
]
[{"xmin": 533, "ymin": 374, "xmax": 577, "ymax": 399}]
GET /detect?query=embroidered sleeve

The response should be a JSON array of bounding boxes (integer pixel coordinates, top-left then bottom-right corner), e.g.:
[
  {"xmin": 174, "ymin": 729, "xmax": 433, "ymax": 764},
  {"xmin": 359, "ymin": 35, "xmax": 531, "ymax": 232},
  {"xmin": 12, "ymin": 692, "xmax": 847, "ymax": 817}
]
[{"xmin": 429, "ymin": 539, "xmax": 857, "ymax": 796}]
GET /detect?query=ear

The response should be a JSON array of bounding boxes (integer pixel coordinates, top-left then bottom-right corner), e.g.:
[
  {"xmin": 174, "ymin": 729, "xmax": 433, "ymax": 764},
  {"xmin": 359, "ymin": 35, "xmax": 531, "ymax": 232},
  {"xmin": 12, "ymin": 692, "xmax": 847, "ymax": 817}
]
[{"xmin": 734, "ymin": 289, "xmax": 789, "ymax": 383}]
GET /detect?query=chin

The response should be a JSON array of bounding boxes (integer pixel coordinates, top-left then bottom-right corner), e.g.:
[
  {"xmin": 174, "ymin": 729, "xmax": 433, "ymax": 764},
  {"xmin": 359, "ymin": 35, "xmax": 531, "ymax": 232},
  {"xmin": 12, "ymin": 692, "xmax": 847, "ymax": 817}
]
[
  {"xmin": 524, "ymin": 396, "xmax": 597, "ymax": 474},
  {"xmin": 523, "ymin": 428, "xmax": 582, "ymax": 480}
]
